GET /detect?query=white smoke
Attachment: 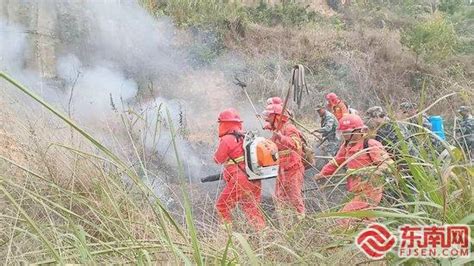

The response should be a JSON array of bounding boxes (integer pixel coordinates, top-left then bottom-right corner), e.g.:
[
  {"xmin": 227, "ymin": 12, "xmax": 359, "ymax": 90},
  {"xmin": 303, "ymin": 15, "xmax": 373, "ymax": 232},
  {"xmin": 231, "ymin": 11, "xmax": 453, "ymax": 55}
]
[
  {"xmin": 0, "ymin": 20, "xmax": 27, "ymax": 73},
  {"xmin": 57, "ymin": 55, "xmax": 138, "ymax": 125},
  {"xmin": 0, "ymin": 19, "xmax": 65, "ymax": 108},
  {"xmin": 56, "ymin": 54, "xmax": 82, "ymax": 82},
  {"xmin": 0, "ymin": 0, "xmax": 264, "ymax": 185},
  {"xmin": 84, "ymin": 1, "xmax": 182, "ymax": 77}
]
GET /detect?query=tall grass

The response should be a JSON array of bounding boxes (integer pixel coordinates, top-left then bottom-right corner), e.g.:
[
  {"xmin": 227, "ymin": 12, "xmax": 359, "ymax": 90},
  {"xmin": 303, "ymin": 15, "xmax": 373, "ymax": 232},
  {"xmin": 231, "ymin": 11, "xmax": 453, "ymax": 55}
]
[
  {"xmin": 0, "ymin": 71, "xmax": 472, "ymax": 264},
  {"xmin": 0, "ymin": 72, "xmax": 202, "ymax": 263}
]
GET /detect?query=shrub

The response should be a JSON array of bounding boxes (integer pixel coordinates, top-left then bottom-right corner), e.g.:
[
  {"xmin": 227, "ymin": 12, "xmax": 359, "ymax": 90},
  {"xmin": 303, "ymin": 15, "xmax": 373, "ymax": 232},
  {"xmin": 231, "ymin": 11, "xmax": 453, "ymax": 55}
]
[
  {"xmin": 438, "ymin": 0, "xmax": 464, "ymax": 15},
  {"xmin": 401, "ymin": 13, "xmax": 458, "ymax": 63},
  {"xmin": 245, "ymin": 1, "xmax": 320, "ymax": 27},
  {"xmin": 155, "ymin": 0, "xmax": 246, "ymax": 28}
]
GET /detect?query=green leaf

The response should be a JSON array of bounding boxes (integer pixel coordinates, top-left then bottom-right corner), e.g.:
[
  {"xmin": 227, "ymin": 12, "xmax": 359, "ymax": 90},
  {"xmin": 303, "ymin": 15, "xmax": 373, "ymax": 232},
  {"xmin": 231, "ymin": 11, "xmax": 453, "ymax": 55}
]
[{"xmin": 233, "ymin": 233, "xmax": 259, "ymax": 266}]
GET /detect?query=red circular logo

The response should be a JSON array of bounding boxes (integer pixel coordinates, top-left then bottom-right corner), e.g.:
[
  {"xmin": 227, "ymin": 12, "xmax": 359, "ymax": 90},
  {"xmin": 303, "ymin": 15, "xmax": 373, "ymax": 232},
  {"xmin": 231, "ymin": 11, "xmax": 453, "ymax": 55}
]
[{"xmin": 356, "ymin": 223, "xmax": 396, "ymax": 259}]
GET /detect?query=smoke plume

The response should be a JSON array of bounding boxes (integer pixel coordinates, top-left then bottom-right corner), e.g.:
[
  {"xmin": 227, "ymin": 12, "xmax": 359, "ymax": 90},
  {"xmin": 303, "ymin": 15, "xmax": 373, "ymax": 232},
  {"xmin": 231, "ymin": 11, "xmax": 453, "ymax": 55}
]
[{"xmin": 0, "ymin": 0, "xmax": 265, "ymax": 185}]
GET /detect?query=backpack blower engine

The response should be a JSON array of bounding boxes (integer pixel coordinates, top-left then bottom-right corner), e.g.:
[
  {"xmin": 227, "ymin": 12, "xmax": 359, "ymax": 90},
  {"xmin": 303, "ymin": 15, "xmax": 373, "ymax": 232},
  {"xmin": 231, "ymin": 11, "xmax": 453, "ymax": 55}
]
[
  {"xmin": 243, "ymin": 131, "xmax": 279, "ymax": 180},
  {"xmin": 201, "ymin": 132, "xmax": 279, "ymax": 183}
]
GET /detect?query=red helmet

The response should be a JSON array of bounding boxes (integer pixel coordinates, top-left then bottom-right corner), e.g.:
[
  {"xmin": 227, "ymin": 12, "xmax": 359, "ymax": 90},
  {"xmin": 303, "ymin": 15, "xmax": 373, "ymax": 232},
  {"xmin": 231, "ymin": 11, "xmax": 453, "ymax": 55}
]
[
  {"xmin": 262, "ymin": 104, "xmax": 289, "ymax": 117},
  {"xmin": 218, "ymin": 108, "xmax": 242, "ymax": 123},
  {"xmin": 337, "ymin": 114, "xmax": 366, "ymax": 132},
  {"xmin": 325, "ymin": 93, "xmax": 339, "ymax": 102},
  {"xmin": 266, "ymin": 97, "xmax": 283, "ymax": 105}
]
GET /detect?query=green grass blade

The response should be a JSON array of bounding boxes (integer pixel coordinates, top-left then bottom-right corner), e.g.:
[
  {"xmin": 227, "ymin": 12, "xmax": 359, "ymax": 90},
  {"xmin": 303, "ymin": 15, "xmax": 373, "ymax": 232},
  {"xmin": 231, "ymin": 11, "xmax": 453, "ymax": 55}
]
[
  {"xmin": 165, "ymin": 108, "xmax": 203, "ymax": 264},
  {"xmin": 0, "ymin": 183, "xmax": 63, "ymax": 263},
  {"xmin": 220, "ymin": 232, "xmax": 233, "ymax": 266},
  {"xmin": 458, "ymin": 214, "xmax": 474, "ymax": 224},
  {"xmin": 233, "ymin": 232, "xmax": 259, "ymax": 266}
]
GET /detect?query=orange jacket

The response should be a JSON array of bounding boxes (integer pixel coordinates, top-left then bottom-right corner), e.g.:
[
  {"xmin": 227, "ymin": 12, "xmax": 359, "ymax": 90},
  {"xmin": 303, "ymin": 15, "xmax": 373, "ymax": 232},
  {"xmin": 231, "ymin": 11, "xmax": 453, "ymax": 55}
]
[
  {"xmin": 271, "ymin": 123, "xmax": 304, "ymax": 171},
  {"xmin": 320, "ymin": 138, "xmax": 390, "ymax": 227},
  {"xmin": 327, "ymin": 100, "xmax": 349, "ymax": 121},
  {"xmin": 214, "ymin": 132, "xmax": 245, "ymax": 181},
  {"xmin": 320, "ymin": 138, "xmax": 389, "ymax": 192},
  {"xmin": 214, "ymin": 131, "xmax": 265, "ymax": 229}
]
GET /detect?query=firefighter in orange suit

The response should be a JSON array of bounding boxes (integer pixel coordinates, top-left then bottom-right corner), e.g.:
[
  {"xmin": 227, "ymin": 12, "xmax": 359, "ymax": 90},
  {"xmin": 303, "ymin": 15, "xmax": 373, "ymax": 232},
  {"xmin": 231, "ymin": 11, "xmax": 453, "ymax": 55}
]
[
  {"xmin": 326, "ymin": 92, "xmax": 349, "ymax": 121},
  {"xmin": 262, "ymin": 103, "xmax": 305, "ymax": 216},
  {"xmin": 214, "ymin": 108, "xmax": 265, "ymax": 230},
  {"xmin": 315, "ymin": 114, "xmax": 393, "ymax": 226}
]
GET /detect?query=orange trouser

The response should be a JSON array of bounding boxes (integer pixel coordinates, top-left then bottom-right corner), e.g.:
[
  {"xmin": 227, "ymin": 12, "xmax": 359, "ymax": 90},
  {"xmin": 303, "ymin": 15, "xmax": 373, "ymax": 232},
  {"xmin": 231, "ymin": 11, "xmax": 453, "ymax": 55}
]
[
  {"xmin": 275, "ymin": 165, "xmax": 305, "ymax": 214},
  {"xmin": 216, "ymin": 169, "xmax": 265, "ymax": 230}
]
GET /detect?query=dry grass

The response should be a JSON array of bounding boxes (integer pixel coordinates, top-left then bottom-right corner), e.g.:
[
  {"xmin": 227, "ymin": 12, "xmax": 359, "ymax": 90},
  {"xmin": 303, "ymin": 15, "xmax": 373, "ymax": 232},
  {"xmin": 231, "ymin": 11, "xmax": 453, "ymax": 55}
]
[{"xmin": 226, "ymin": 21, "xmax": 472, "ymax": 116}]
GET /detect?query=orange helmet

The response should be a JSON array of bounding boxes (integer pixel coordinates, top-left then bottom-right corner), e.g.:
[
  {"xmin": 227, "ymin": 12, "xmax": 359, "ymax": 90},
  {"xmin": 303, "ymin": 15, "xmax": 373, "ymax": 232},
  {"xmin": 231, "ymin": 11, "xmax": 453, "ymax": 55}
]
[
  {"xmin": 262, "ymin": 104, "xmax": 289, "ymax": 128},
  {"xmin": 325, "ymin": 92, "xmax": 339, "ymax": 102},
  {"xmin": 266, "ymin": 97, "xmax": 283, "ymax": 105},
  {"xmin": 218, "ymin": 108, "xmax": 242, "ymax": 123},
  {"xmin": 262, "ymin": 104, "xmax": 289, "ymax": 117},
  {"xmin": 337, "ymin": 114, "xmax": 366, "ymax": 132}
]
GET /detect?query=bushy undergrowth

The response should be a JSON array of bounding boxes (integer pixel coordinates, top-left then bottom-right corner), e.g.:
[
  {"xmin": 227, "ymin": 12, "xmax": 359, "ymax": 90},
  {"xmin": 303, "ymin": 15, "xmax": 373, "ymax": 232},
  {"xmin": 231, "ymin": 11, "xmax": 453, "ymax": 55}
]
[
  {"xmin": 142, "ymin": 0, "xmax": 473, "ymax": 119},
  {"xmin": 244, "ymin": 1, "xmax": 321, "ymax": 27},
  {"xmin": 152, "ymin": 0, "xmax": 322, "ymax": 29},
  {"xmin": 401, "ymin": 13, "xmax": 458, "ymax": 63}
]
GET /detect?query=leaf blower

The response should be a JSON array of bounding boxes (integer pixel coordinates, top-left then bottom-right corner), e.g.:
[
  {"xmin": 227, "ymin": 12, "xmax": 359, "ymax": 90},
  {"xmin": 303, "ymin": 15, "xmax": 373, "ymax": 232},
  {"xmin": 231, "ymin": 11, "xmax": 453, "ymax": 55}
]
[{"xmin": 201, "ymin": 131, "xmax": 279, "ymax": 183}]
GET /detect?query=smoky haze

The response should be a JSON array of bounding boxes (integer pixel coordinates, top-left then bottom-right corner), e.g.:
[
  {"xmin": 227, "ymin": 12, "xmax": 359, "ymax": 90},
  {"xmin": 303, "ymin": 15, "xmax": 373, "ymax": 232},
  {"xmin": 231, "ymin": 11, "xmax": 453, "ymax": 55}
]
[{"xmin": 0, "ymin": 0, "xmax": 266, "ymax": 184}]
